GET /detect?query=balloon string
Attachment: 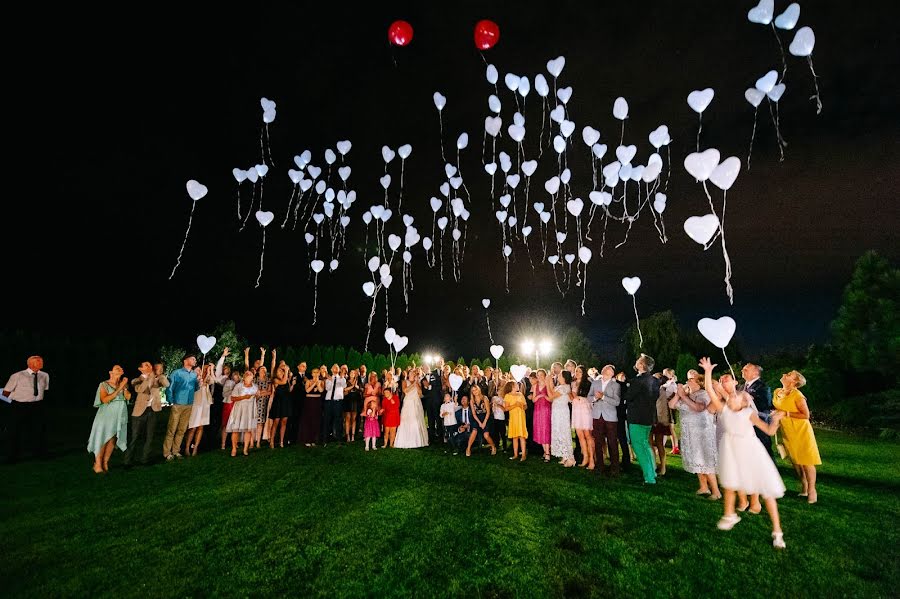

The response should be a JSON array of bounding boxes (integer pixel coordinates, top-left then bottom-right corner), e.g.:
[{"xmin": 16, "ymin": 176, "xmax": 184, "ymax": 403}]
[
  {"xmin": 169, "ymin": 200, "xmax": 196, "ymax": 280},
  {"xmin": 771, "ymin": 23, "xmax": 788, "ymax": 83},
  {"xmin": 235, "ymin": 184, "xmax": 242, "ymax": 221},
  {"xmin": 363, "ymin": 285, "xmax": 381, "ymax": 352},
  {"xmin": 696, "ymin": 113, "xmax": 702, "ymax": 152},
  {"xmin": 255, "ymin": 227, "xmax": 266, "ymax": 289},
  {"xmin": 619, "ymin": 121, "xmax": 625, "ymax": 146},
  {"xmin": 701, "ymin": 181, "xmax": 722, "ymax": 249},
  {"xmin": 807, "ymin": 56, "xmax": 823, "ymax": 115},
  {"xmin": 632, "ymin": 295, "xmax": 643, "ymax": 347},
  {"xmin": 664, "ymin": 145, "xmax": 672, "ymax": 192},
  {"xmin": 239, "ymin": 183, "xmax": 256, "ymax": 232},
  {"xmin": 486, "ymin": 310, "xmax": 494, "ymax": 344},
  {"xmin": 720, "ymin": 190, "xmax": 734, "ymax": 305},
  {"xmin": 581, "ymin": 266, "xmax": 587, "ymax": 316},
  {"xmin": 746, "ymin": 107, "xmax": 758, "ymax": 171},
  {"xmin": 398, "ymin": 159, "xmax": 405, "ymax": 213},
  {"xmin": 258, "ymin": 177, "xmax": 266, "ymax": 211},
  {"xmin": 437, "ymin": 112, "xmax": 447, "ymax": 162},
  {"xmin": 767, "ymin": 98, "xmax": 786, "ymax": 162},
  {"xmin": 281, "ymin": 185, "xmax": 298, "ymax": 229},
  {"xmin": 311, "ymin": 273, "xmax": 319, "ymax": 325},
  {"xmin": 722, "ymin": 348, "xmax": 736, "ymax": 380}
]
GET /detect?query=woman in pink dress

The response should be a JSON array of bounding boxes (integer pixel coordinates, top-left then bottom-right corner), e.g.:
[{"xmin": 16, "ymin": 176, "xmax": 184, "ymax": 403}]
[
  {"xmin": 530, "ymin": 369, "xmax": 553, "ymax": 462},
  {"xmin": 571, "ymin": 366, "xmax": 595, "ymax": 469}
]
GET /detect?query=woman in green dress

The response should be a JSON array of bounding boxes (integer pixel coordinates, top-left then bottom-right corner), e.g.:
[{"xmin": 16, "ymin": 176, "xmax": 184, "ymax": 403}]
[{"xmin": 87, "ymin": 365, "xmax": 131, "ymax": 473}]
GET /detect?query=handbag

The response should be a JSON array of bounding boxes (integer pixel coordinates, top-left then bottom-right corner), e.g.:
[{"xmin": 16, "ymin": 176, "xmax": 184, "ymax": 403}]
[{"xmin": 775, "ymin": 428, "xmax": 787, "ymax": 460}]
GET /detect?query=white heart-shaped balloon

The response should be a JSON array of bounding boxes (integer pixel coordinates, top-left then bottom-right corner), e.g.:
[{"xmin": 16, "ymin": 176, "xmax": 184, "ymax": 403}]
[
  {"xmin": 362, "ymin": 281, "xmax": 376, "ymax": 297},
  {"xmin": 507, "ymin": 216, "xmax": 517, "ymax": 228},
  {"xmin": 560, "ymin": 120, "xmax": 576, "ymax": 138},
  {"xmin": 709, "ymin": 156, "xmax": 741, "ymax": 191},
  {"xmin": 556, "ymin": 232, "xmax": 567, "ymax": 244},
  {"xmin": 613, "ymin": 97, "xmax": 629, "ymax": 120},
  {"xmin": 449, "ymin": 373, "xmax": 464, "ymax": 391},
  {"xmin": 621, "ymin": 277, "xmax": 641, "ymax": 295},
  {"xmin": 300, "ymin": 179, "xmax": 313, "ymax": 192},
  {"xmin": 196, "ymin": 335, "xmax": 216, "ymax": 355},
  {"xmin": 683, "ymin": 149, "xmax": 721, "ymax": 182},
  {"xmin": 654, "ymin": 193, "xmax": 667, "ymax": 214},
  {"xmin": 452, "ymin": 228, "xmax": 461, "ymax": 241},
  {"xmin": 544, "ymin": 176, "xmax": 560, "ymax": 195},
  {"xmin": 324, "ymin": 149, "xmax": 336, "ymax": 165},
  {"xmin": 745, "ymin": 88, "xmax": 765, "ymax": 108},
  {"xmin": 380, "ymin": 174, "xmax": 391, "ymax": 190},
  {"xmin": 582, "ymin": 126, "xmax": 601, "ymax": 147},
  {"xmin": 384, "ymin": 328, "xmax": 397, "ymax": 345},
  {"xmin": 495, "ymin": 210, "xmax": 508, "ymax": 223},
  {"xmin": 578, "ymin": 246, "xmax": 592, "ymax": 263},
  {"xmin": 340, "ymin": 216, "xmax": 350, "ymax": 227},
  {"xmin": 456, "ymin": 132, "xmax": 469, "ymax": 150},
  {"xmin": 517, "ymin": 77, "xmax": 530, "ymax": 97},
  {"xmin": 362, "ymin": 211, "xmax": 373, "ymax": 225},
  {"xmin": 564, "ymin": 254, "xmax": 575, "ymax": 264},
  {"xmin": 398, "ymin": 144, "xmax": 412, "ymax": 159},
  {"xmin": 488, "ymin": 94, "xmax": 501, "ymax": 114},
  {"xmin": 503, "ymin": 245, "xmax": 512, "ymax": 257},
  {"xmin": 245, "ymin": 169, "xmax": 259, "ymax": 184},
  {"xmin": 615, "ymin": 145, "xmax": 637, "ymax": 165},
  {"xmin": 368, "ymin": 256, "xmax": 381, "ymax": 272},
  {"xmin": 687, "ymin": 88, "xmax": 715, "ymax": 113},
  {"xmin": 618, "ymin": 163, "xmax": 633, "ymax": 181},
  {"xmin": 429, "ymin": 197, "xmax": 443, "ymax": 213},
  {"xmin": 513, "ymin": 112, "xmax": 525, "ymax": 127},
  {"xmin": 522, "ymin": 225, "xmax": 533, "ymax": 237},
  {"xmin": 648, "ymin": 125, "xmax": 671, "ymax": 149},
  {"xmin": 535, "ymin": 74, "xmax": 549, "ymax": 97},
  {"xmin": 449, "ymin": 177, "xmax": 463, "ymax": 190},
  {"xmin": 548, "ymin": 255, "xmax": 559, "ymax": 265},
  {"xmin": 485, "ymin": 115, "xmax": 502, "ymax": 137},
  {"xmin": 305, "ymin": 233, "xmax": 314, "ymax": 244},
  {"xmin": 747, "ymin": 0, "xmax": 774, "ymax": 25},
  {"xmin": 592, "ymin": 143, "xmax": 608, "ymax": 159},
  {"xmin": 553, "ymin": 136, "xmax": 566, "ymax": 154},
  {"xmin": 557, "ymin": 87, "xmax": 573, "ymax": 104},
  {"xmin": 433, "ymin": 91, "xmax": 447, "ymax": 111},
  {"xmin": 381, "ymin": 273, "xmax": 393, "ymax": 288},
  {"xmin": 775, "ymin": 3, "xmax": 800, "ymax": 30},
  {"xmin": 423, "ymin": 237, "xmax": 433, "ymax": 251},
  {"xmin": 310, "ymin": 260, "xmax": 324, "ymax": 273},
  {"xmin": 315, "ymin": 181, "xmax": 327, "ymax": 195},
  {"xmin": 490, "ymin": 345, "xmax": 504, "ymax": 360},
  {"xmin": 338, "ymin": 166, "xmax": 351, "ymax": 181},
  {"xmin": 484, "ymin": 162, "xmax": 498, "ymax": 176},
  {"xmin": 550, "ymin": 105, "xmax": 565, "ymax": 123},
  {"xmin": 255, "ymin": 164, "xmax": 269, "ymax": 178},
  {"xmin": 386, "ymin": 234, "xmax": 401, "ymax": 252},
  {"xmin": 508, "ymin": 124, "xmax": 525, "ymax": 143},
  {"xmin": 440, "ymin": 182, "xmax": 450, "ymax": 197},
  {"xmin": 393, "ymin": 336, "xmax": 409, "ymax": 352},
  {"xmin": 768, "ymin": 83, "xmax": 786, "ymax": 102},
  {"xmin": 642, "ymin": 161, "xmax": 662, "ymax": 183},
  {"xmin": 755, "ymin": 70, "xmax": 778, "ymax": 93},
  {"xmin": 507, "ymin": 174, "xmax": 520, "ymax": 189},
  {"xmin": 589, "ymin": 191, "xmax": 611, "ymax": 206},
  {"xmin": 510, "ymin": 364, "xmax": 528, "ymax": 382},
  {"xmin": 288, "ymin": 169, "xmax": 302, "ymax": 184},
  {"xmin": 336, "ymin": 140, "xmax": 352, "ymax": 155},
  {"xmin": 437, "ymin": 216, "xmax": 448, "ymax": 230},
  {"xmin": 255, "ymin": 211, "xmax": 274, "ymax": 227},
  {"xmin": 232, "ymin": 168, "xmax": 246, "ymax": 183},
  {"xmin": 186, "ymin": 180, "xmax": 208, "ymax": 201},
  {"xmin": 451, "ymin": 198, "xmax": 465, "ymax": 216},
  {"xmin": 504, "ymin": 73, "xmax": 521, "ymax": 92},
  {"xmin": 444, "ymin": 163, "xmax": 458, "ymax": 179},
  {"xmin": 330, "ymin": 259, "xmax": 339, "ymax": 271},
  {"xmin": 312, "ymin": 213, "xmax": 324, "ymax": 225},
  {"xmin": 307, "ymin": 165, "xmax": 321, "ymax": 179},
  {"xmin": 697, "ymin": 316, "xmax": 737, "ymax": 349},
  {"xmin": 566, "ymin": 198, "xmax": 584, "ymax": 217},
  {"xmin": 381, "ymin": 146, "xmax": 396, "ymax": 164},
  {"xmin": 683, "ymin": 214, "xmax": 720, "ymax": 246},
  {"xmin": 533, "ymin": 202, "xmax": 545, "ymax": 214},
  {"xmin": 547, "ymin": 56, "xmax": 566, "ymax": 78},
  {"xmin": 540, "ymin": 212, "xmax": 551, "ymax": 224}
]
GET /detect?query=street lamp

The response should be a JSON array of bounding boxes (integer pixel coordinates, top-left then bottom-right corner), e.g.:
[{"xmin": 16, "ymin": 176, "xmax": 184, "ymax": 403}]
[{"xmin": 521, "ymin": 339, "xmax": 553, "ymax": 369}]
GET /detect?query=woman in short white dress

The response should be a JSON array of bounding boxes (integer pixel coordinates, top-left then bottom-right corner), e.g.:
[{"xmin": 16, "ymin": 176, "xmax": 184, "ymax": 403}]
[
  {"xmin": 226, "ymin": 371, "xmax": 258, "ymax": 456},
  {"xmin": 548, "ymin": 370, "xmax": 575, "ymax": 467},
  {"xmin": 185, "ymin": 363, "xmax": 215, "ymax": 456}
]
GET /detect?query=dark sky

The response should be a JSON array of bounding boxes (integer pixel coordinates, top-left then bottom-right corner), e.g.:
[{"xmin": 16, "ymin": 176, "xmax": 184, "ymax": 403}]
[{"xmin": 10, "ymin": 1, "xmax": 899, "ymax": 360}]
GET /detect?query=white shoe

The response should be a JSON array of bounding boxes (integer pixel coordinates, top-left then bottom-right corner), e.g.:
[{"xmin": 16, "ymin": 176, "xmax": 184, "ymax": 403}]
[
  {"xmin": 717, "ymin": 514, "xmax": 741, "ymax": 531},
  {"xmin": 772, "ymin": 533, "xmax": 786, "ymax": 549}
]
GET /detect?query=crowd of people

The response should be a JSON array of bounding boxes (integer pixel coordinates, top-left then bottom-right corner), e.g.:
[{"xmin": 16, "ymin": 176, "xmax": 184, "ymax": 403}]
[{"xmin": 2, "ymin": 349, "xmax": 823, "ymax": 549}]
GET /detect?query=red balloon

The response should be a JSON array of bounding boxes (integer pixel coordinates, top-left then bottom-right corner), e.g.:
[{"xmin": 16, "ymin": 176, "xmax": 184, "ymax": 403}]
[
  {"xmin": 473, "ymin": 19, "xmax": 500, "ymax": 50},
  {"xmin": 388, "ymin": 20, "xmax": 414, "ymax": 46}
]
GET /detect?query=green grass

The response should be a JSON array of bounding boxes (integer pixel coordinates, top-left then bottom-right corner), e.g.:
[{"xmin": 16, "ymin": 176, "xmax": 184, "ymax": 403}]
[{"xmin": 2, "ymin": 429, "xmax": 899, "ymax": 598}]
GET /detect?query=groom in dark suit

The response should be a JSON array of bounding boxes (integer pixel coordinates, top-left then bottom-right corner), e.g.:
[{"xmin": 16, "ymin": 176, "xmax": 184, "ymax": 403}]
[
  {"xmin": 423, "ymin": 363, "xmax": 444, "ymax": 443},
  {"xmin": 740, "ymin": 363, "xmax": 773, "ymax": 458}
]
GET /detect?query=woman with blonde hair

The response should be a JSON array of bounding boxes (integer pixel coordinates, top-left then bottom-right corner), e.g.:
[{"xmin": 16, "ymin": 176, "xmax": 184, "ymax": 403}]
[
  {"xmin": 87, "ymin": 365, "xmax": 131, "ymax": 473},
  {"xmin": 773, "ymin": 370, "xmax": 822, "ymax": 504},
  {"xmin": 466, "ymin": 385, "xmax": 497, "ymax": 456}
]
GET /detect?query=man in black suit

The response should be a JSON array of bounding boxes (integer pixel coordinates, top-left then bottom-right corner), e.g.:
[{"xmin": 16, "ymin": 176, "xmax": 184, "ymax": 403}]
[
  {"xmin": 448, "ymin": 397, "xmax": 472, "ymax": 455},
  {"xmin": 625, "ymin": 354, "xmax": 661, "ymax": 484},
  {"xmin": 740, "ymin": 363, "xmax": 773, "ymax": 457},
  {"xmin": 423, "ymin": 364, "xmax": 444, "ymax": 443}
]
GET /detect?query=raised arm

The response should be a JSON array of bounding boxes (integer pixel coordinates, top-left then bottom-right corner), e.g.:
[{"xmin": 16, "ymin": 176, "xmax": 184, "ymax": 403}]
[
  {"xmin": 244, "ymin": 347, "xmax": 251, "ymax": 371},
  {"xmin": 700, "ymin": 358, "xmax": 723, "ymax": 414},
  {"xmin": 269, "ymin": 348, "xmax": 275, "ymax": 373},
  {"xmin": 215, "ymin": 348, "xmax": 229, "ymax": 381}
]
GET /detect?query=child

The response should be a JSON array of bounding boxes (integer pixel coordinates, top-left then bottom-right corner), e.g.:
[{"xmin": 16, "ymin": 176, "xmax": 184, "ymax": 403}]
[
  {"xmin": 363, "ymin": 397, "xmax": 383, "ymax": 451},
  {"xmin": 439, "ymin": 392, "xmax": 458, "ymax": 446},
  {"xmin": 700, "ymin": 357, "xmax": 787, "ymax": 549}
]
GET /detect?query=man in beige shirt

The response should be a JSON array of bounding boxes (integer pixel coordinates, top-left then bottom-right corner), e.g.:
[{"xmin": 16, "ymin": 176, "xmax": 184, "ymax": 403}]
[
  {"xmin": 4, "ymin": 355, "xmax": 50, "ymax": 463},
  {"xmin": 123, "ymin": 362, "xmax": 169, "ymax": 466}
]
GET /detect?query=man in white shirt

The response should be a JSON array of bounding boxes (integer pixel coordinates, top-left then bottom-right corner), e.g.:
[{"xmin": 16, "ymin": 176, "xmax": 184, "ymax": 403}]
[
  {"xmin": 321, "ymin": 363, "xmax": 346, "ymax": 444},
  {"xmin": 3, "ymin": 355, "xmax": 50, "ymax": 463}
]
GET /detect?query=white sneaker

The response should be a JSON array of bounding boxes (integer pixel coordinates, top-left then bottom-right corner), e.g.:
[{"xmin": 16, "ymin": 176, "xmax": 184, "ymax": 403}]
[
  {"xmin": 165, "ymin": 454, "xmax": 175, "ymax": 461},
  {"xmin": 772, "ymin": 533, "xmax": 786, "ymax": 549},
  {"xmin": 717, "ymin": 514, "xmax": 741, "ymax": 531}
]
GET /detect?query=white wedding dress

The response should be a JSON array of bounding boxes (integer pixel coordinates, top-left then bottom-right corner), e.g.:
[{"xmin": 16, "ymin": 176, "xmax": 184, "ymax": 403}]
[{"xmin": 394, "ymin": 382, "xmax": 429, "ymax": 448}]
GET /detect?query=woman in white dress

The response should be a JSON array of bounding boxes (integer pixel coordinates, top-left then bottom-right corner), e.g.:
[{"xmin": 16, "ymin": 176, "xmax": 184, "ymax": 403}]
[
  {"xmin": 548, "ymin": 370, "xmax": 575, "ymax": 467},
  {"xmin": 226, "ymin": 371, "xmax": 258, "ymax": 456},
  {"xmin": 700, "ymin": 357, "xmax": 787, "ymax": 549},
  {"xmin": 185, "ymin": 363, "xmax": 215, "ymax": 456},
  {"xmin": 394, "ymin": 368, "xmax": 429, "ymax": 448}
]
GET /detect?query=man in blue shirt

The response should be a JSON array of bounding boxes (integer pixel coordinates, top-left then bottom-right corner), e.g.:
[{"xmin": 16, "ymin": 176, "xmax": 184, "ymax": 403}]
[{"xmin": 163, "ymin": 354, "xmax": 198, "ymax": 460}]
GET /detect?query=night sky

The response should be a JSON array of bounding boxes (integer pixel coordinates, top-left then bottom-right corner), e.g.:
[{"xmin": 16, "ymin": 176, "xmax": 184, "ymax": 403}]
[{"xmin": 11, "ymin": 1, "xmax": 899, "ymax": 360}]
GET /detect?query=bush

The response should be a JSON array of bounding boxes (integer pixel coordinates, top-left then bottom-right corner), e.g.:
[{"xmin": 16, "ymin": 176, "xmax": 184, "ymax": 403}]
[{"xmin": 824, "ymin": 389, "xmax": 900, "ymax": 435}]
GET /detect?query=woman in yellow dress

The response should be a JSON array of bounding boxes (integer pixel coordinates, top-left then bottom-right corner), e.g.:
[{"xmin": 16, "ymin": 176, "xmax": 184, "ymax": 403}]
[
  {"xmin": 502, "ymin": 381, "xmax": 528, "ymax": 462},
  {"xmin": 773, "ymin": 370, "xmax": 822, "ymax": 504}
]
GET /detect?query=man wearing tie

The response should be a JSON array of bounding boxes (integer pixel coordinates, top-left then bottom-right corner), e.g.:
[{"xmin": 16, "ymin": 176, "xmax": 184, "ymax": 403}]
[
  {"xmin": 422, "ymin": 367, "xmax": 444, "ymax": 443},
  {"xmin": 3, "ymin": 355, "xmax": 50, "ymax": 463},
  {"xmin": 589, "ymin": 365, "xmax": 622, "ymax": 476},
  {"xmin": 449, "ymin": 396, "xmax": 472, "ymax": 455},
  {"xmin": 322, "ymin": 363, "xmax": 346, "ymax": 444},
  {"xmin": 740, "ymin": 363, "xmax": 773, "ymax": 457},
  {"xmin": 123, "ymin": 361, "xmax": 169, "ymax": 467}
]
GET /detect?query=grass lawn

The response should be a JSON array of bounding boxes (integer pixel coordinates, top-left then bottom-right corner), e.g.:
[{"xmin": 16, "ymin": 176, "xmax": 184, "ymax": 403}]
[{"xmin": 2, "ymin": 428, "xmax": 898, "ymax": 597}]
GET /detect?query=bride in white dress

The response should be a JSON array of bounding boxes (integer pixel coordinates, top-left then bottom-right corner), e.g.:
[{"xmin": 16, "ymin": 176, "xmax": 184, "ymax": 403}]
[{"xmin": 394, "ymin": 368, "xmax": 429, "ymax": 448}]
